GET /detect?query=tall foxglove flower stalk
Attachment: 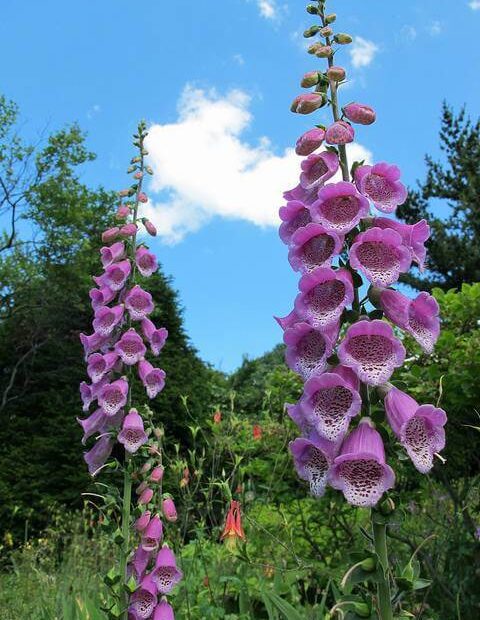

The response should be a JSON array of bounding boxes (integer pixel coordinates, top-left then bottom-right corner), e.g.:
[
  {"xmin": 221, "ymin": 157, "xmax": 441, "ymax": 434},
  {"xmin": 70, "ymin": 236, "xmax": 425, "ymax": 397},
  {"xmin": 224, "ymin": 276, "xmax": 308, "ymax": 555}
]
[
  {"xmin": 79, "ymin": 122, "xmax": 182, "ymax": 619},
  {"xmin": 277, "ymin": 2, "xmax": 446, "ymax": 618}
]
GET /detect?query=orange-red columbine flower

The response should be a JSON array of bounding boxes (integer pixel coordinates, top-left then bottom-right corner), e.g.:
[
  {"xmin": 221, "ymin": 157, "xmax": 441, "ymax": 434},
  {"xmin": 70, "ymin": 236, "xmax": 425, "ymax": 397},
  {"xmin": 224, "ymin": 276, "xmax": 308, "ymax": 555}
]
[
  {"xmin": 220, "ymin": 500, "xmax": 245, "ymax": 550},
  {"xmin": 213, "ymin": 410, "xmax": 222, "ymax": 424},
  {"xmin": 253, "ymin": 424, "xmax": 262, "ymax": 441}
]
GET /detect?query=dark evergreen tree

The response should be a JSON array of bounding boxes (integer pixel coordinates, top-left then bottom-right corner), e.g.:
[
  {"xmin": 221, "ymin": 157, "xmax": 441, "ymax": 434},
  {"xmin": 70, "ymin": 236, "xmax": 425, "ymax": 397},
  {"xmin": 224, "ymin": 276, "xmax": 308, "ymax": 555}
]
[{"xmin": 398, "ymin": 103, "xmax": 480, "ymax": 291}]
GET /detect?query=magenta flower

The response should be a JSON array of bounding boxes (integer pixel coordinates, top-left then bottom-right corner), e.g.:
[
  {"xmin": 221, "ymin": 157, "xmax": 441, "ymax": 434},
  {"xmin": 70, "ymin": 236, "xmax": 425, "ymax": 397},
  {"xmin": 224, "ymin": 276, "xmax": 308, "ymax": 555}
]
[
  {"xmin": 98, "ymin": 378, "xmax": 129, "ymax": 416},
  {"xmin": 162, "ymin": 498, "xmax": 177, "ymax": 522},
  {"xmin": 349, "ymin": 227, "xmax": 412, "ymax": 287},
  {"xmin": 291, "ymin": 93, "xmax": 325, "ymax": 114},
  {"xmin": 151, "ymin": 546, "xmax": 183, "ymax": 594},
  {"xmin": 138, "ymin": 360, "xmax": 166, "ymax": 399},
  {"xmin": 138, "ymin": 192, "xmax": 148, "ymax": 203},
  {"xmin": 384, "ymin": 387, "xmax": 447, "ymax": 473},
  {"xmin": 294, "ymin": 267, "xmax": 354, "ymax": 328},
  {"xmin": 284, "ymin": 321, "xmax": 337, "ymax": 380},
  {"xmin": 289, "ymin": 436, "xmax": 337, "ymax": 497},
  {"xmin": 92, "ymin": 304, "xmax": 125, "ymax": 336},
  {"xmin": 278, "ymin": 201, "xmax": 312, "ymax": 246},
  {"xmin": 141, "ymin": 514, "xmax": 163, "ymax": 552},
  {"xmin": 300, "ymin": 151, "xmax": 339, "ymax": 190},
  {"xmin": 79, "ymin": 377, "xmax": 109, "ymax": 412},
  {"xmin": 115, "ymin": 328, "xmax": 147, "ymax": 365},
  {"xmin": 300, "ymin": 367, "xmax": 362, "ymax": 441},
  {"xmin": 153, "ymin": 600, "xmax": 175, "ymax": 620},
  {"xmin": 310, "ymin": 181, "xmax": 370, "ymax": 234},
  {"xmin": 129, "ymin": 574, "xmax": 158, "ymax": 619},
  {"xmin": 87, "ymin": 351, "xmax": 120, "ymax": 384},
  {"xmin": 136, "ymin": 247, "xmax": 158, "ymax": 277},
  {"xmin": 355, "ymin": 163, "xmax": 407, "ymax": 213},
  {"xmin": 128, "ymin": 545, "xmax": 151, "ymax": 583},
  {"xmin": 84, "ymin": 434, "xmax": 115, "ymax": 476},
  {"xmin": 118, "ymin": 408, "xmax": 148, "ymax": 453},
  {"xmin": 125, "ymin": 285, "xmax": 155, "ymax": 321},
  {"xmin": 379, "ymin": 289, "xmax": 440, "ymax": 353},
  {"xmin": 283, "ymin": 183, "xmax": 318, "ymax": 206},
  {"xmin": 274, "ymin": 308, "xmax": 301, "ymax": 332},
  {"xmin": 77, "ymin": 408, "xmax": 107, "ymax": 445},
  {"xmin": 138, "ymin": 487, "xmax": 154, "ymax": 506},
  {"xmin": 338, "ymin": 319, "xmax": 406, "ymax": 385},
  {"xmin": 295, "ymin": 127, "xmax": 326, "ymax": 156},
  {"xmin": 325, "ymin": 120, "xmax": 354, "ymax": 145},
  {"xmin": 135, "ymin": 511, "xmax": 151, "ymax": 533},
  {"xmin": 100, "ymin": 241, "xmax": 126, "ymax": 268},
  {"xmin": 89, "ymin": 285, "xmax": 116, "ymax": 310},
  {"xmin": 102, "ymin": 227, "xmax": 120, "ymax": 243},
  {"xmin": 103, "ymin": 259, "xmax": 132, "ymax": 291},
  {"xmin": 330, "ymin": 418, "xmax": 395, "ymax": 506},
  {"xmin": 80, "ymin": 331, "xmax": 110, "ymax": 358},
  {"xmin": 374, "ymin": 217, "xmax": 430, "ymax": 270},
  {"xmin": 116, "ymin": 204, "xmax": 131, "ymax": 219},
  {"xmin": 343, "ymin": 103, "xmax": 376, "ymax": 125},
  {"xmin": 141, "ymin": 319, "xmax": 168, "ymax": 356},
  {"xmin": 144, "ymin": 219, "xmax": 157, "ymax": 236},
  {"xmin": 288, "ymin": 222, "xmax": 343, "ymax": 273},
  {"xmin": 120, "ymin": 223, "xmax": 139, "ymax": 238}
]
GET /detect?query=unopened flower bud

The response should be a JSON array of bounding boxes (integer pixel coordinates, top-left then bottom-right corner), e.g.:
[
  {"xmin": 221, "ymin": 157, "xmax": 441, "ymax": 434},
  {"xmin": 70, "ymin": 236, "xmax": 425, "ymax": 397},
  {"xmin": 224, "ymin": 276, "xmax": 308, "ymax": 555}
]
[
  {"xmin": 325, "ymin": 120, "xmax": 355, "ymax": 145},
  {"xmin": 153, "ymin": 427, "xmax": 164, "ymax": 439},
  {"xmin": 325, "ymin": 13, "xmax": 336, "ymax": 24},
  {"xmin": 119, "ymin": 223, "xmax": 138, "ymax": 238},
  {"xmin": 134, "ymin": 171, "xmax": 143, "ymax": 180},
  {"xmin": 138, "ymin": 192, "xmax": 148, "ymax": 203},
  {"xmin": 303, "ymin": 25, "xmax": 320, "ymax": 38},
  {"xmin": 300, "ymin": 71, "xmax": 320, "ymax": 88},
  {"xmin": 162, "ymin": 497, "xmax": 177, "ymax": 522},
  {"xmin": 136, "ymin": 481, "xmax": 148, "ymax": 495},
  {"xmin": 306, "ymin": 4, "xmax": 318, "ymax": 14},
  {"xmin": 102, "ymin": 227, "xmax": 120, "ymax": 243},
  {"xmin": 343, "ymin": 102, "xmax": 376, "ymax": 125},
  {"xmin": 327, "ymin": 66, "xmax": 346, "ymax": 82},
  {"xmin": 118, "ymin": 189, "xmax": 130, "ymax": 197},
  {"xmin": 145, "ymin": 165, "xmax": 154, "ymax": 175},
  {"xmin": 134, "ymin": 510, "xmax": 151, "ymax": 532},
  {"xmin": 150, "ymin": 466, "xmax": 164, "ymax": 483},
  {"xmin": 290, "ymin": 93, "xmax": 326, "ymax": 115},
  {"xmin": 131, "ymin": 156, "xmax": 141, "ymax": 163},
  {"xmin": 319, "ymin": 26, "xmax": 333, "ymax": 37},
  {"xmin": 360, "ymin": 557, "xmax": 376, "ymax": 572},
  {"xmin": 295, "ymin": 127, "xmax": 325, "ymax": 156},
  {"xmin": 315, "ymin": 45, "xmax": 333, "ymax": 58},
  {"xmin": 138, "ymin": 487, "xmax": 154, "ymax": 505},
  {"xmin": 140, "ymin": 462, "xmax": 152, "ymax": 475},
  {"xmin": 334, "ymin": 33, "xmax": 353, "ymax": 45},
  {"xmin": 116, "ymin": 205, "xmax": 130, "ymax": 219},
  {"xmin": 143, "ymin": 218, "xmax": 158, "ymax": 237}
]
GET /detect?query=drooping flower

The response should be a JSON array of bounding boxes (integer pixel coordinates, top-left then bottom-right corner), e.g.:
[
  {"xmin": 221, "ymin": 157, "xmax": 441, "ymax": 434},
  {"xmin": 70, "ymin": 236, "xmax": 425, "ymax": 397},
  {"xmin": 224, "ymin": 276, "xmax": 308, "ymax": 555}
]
[
  {"xmin": 79, "ymin": 377, "xmax": 110, "ymax": 411},
  {"xmin": 330, "ymin": 418, "xmax": 395, "ymax": 507},
  {"xmin": 150, "ymin": 466, "xmax": 164, "ymax": 483},
  {"xmin": 98, "ymin": 378, "xmax": 129, "ymax": 416},
  {"xmin": 286, "ymin": 402, "xmax": 316, "ymax": 437},
  {"xmin": 84, "ymin": 434, "xmax": 115, "ymax": 476},
  {"xmin": 125, "ymin": 285, "xmax": 155, "ymax": 321},
  {"xmin": 138, "ymin": 360, "xmax": 166, "ymax": 399},
  {"xmin": 77, "ymin": 407, "xmax": 107, "ymax": 445},
  {"xmin": 153, "ymin": 600, "xmax": 175, "ymax": 620},
  {"xmin": 102, "ymin": 259, "xmax": 132, "ymax": 291},
  {"xmin": 300, "ymin": 151, "xmax": 339, "ymax": 190},
  {"xmin": 349, "ymin": 227, "xmax": 412, "ymax": 287},
  {"xmin": 289, "ymin": 435, "xmax": 338, "ymax": 497},
  {"xmin": 138, "ymin": 487, "xmax": 154, "ymax": 506},
  {"xmin": 300, "ymin": 366, "xmax": 362, "ymax": 441},
  {"xmin": 135, "ymin": 511, "xmax": 152, "ymax": 532},
  {"xmin": 87, "ymin": 351, "xmax": 120, "ymax": 383},
  {"xmin": 118, "ymin": 408, "xmax": 148, "ymax": 453},
  {"xmin": 373, "ymin": 217, "xmax": 430, "ymax": 270},
  {"xmin": 144, "ymin": 219, "xmax": 158, "ymax": 236},
  {"xmin": 141, "ymin": 319, "xmax": 168, "ymax": 356},
  {"xmin": 151, "ymin": 546, "xmax": 183, "ymax": 594},
  {"xmin": 100, "ymin": 241, "xmax": 126, "ymax": 268},
  {"xmin": 338, "ymin": 319, "xmax": 406, "ymax": 385},
  {"xmin": 141, "ymin": 514, "xmax": 163, "ymax": 552},
  {"xmin": 162, "ymin": 497, "xmax": 177, "ymax": 522},
  {"xmin": 355, "ymin": 163, "xmax": 407, "ymax": 213},
  {"xmin": 378, "ymin": 289, "xmax": 440, "ymax": 353},
  {"xmin": 310, "ymin": 181, "xmax": 370, "ymax": 234},
  {"xmin": 220, "ymin": 500, "xmax": 246, "ymax": 549},
  {"xmin": 283, "ymin": 321, "xmax": 337, "ymax": 380},
  {"xmin": 129, "ymin": 574, "xmax": 158, "ymax": 619},
  {"xmin": 136, "ymin": 247, "xmax": 158, "ymax": 277},
  {"xmin": 294, "ymin": 267, "xmax": 354, "ymax": 328},
  {"xmin": 384, "ymin": 386, "xmax": 447, "ymax": 473},
  {"xmin": 89, "ymin": 285, "xmax": 116, "ymax": 310},
  {"xmin": 128, "ymin": 545, "xmax": 151, "ymax": 583},
  {"xmin": 79, "ymin": 331, "xmax": 110, "ymax": 358},
  {"xmin": 325, "ymin": 120, "xmax": 354, "ymax": 145},
  {"xmin": 92, "ymin": 304, "xmax": 125, "ymax": 336},
  {"xmin": 343, "ymin": 103, "xmax": 376, "ymax": 125},
  {"xmin": 283, "ymin": 183, "xmax": 318, "ymax": 206},
  {"xmin": 115, "ymin": 328, "xmax": 147, "ymax": 365},
  {"xmin": 295, "ymin": 127, "xmax": 326, "ymax": 156},
  {"xmin": 288, "ymin": 222, "xmax": 343, "ymax": 273},
  {"xmin": 278, "ymin": 201, "xmax": 313, "ymax": 245},
  {"xmin": 274, "ymin": 308, "xmax": 301, "ymax": 331}
]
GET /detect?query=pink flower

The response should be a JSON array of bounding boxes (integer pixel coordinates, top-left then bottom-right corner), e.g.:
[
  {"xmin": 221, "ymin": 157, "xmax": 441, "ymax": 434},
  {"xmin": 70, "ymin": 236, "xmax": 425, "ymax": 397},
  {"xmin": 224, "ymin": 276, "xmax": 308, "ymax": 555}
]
[
  {"xmin": 290, "ymin": 93, "xmax": 325, "ymax": 114},
  {"xmin": 278, "ymin": 201, "xmax": 312, "ymax": 246},
  {"xmin": 103, "ymin": 259, "xmax": 131, "ymax": 291},
  {"xmin": 136, "ymin": 247, "xmax": 158, "ymax": 277},
  {"xmin": 338, "ymin": 319, "xmax": 406, "ymax": 386},
  {"xmin": 102, "ymin": 227, "xmax": 120, "ymax": 243},
  {"xmin": 343, "ymin": 103, "xmax": 376, "ymax": 125},
  {"xmin": 141, "ymin": 514, "xmax": 163, "ymax": 552},
  {"xmin": 289, "ymin": 435, "xmax": 338, "ymax": 497},
  {"xmin": 330, "ymin": 418, "xmax": 395, "ymax": 507},
  {"xmin": 89, "ymin": 286, "xmax": 116, "ymax": 310},
  {"xmin": 373, "ymin": 217, "xmax": 430, "ymax": 270},
  {"xmin": 138, "ymin": 360, "xmax": 166, "ymax": 399},
  {"xmin": 384, "ymin": 386, "xmax": 447, "ymax": 473},
  {"xmin": 141, "ymin": 318, "xmax": 168, "ymax": 356},
  {"xmin": 138, "ymin": 192, "xmax": 148, "ymax": 203},
  {"xmin": 98, "ymin": 378, "xmax": 129, "ymax": 416},
  {"xmin": 87, "ymin": 351, "xmax": 120, "ymax": 384},
  {"xmin": 151, "ymin": 545, "xmax": 183, "ymax": 593},
  {"xmin": 92, "ymin": 304, "xmax": 125, "ymax": 336},
  {"xmin": 288, "ymin": 222, "xmax": 343, "ymax": 273},
  {"xmin": 284, "ymin": 321, "xmax": 337, "ymax": 380},
  {"xmin": 144, "ymin": 219, "xmax": 158, "ymax": 236},
  {"xmin": 325, "ymin": 120, "xmax": 354, "ymax": 145},
  {"xmin": 379, "ymin": 289, "xmax": 440, "ymax": 353},
  {"xmin": 294, "ymin": 267, "xmax": 354, "ymax": 328},
  {"xmin": 153, "ymin": 600, "xmax": 175, "ymax": 620},
  {"xmin": 162, "ymin": 498, "xmax": 177, "ymax": 523},
  {"xmin": 355, "ymin": 162, "xmax": 407, "ymax": 213},
  {"xmin": 116, "ymin": 204, "xmax": 131, "ymax": 219},
  {"xmin": 125, "ymin": 285, "xmax": 155, "ymax": 321},
  {"xmin": 118, "ymin": 408, "xmax": 148, "ymax": 453},
  {"xmin": 150, "ymin": 466, "xmax": 164, "ymax": 483},
  {"xmin": 300, "ymin": 151, "xmax": 339, "ymax": 191},
  {"xmin": 349, "ymin": 227, "xmax": 412, "ymax": 287},
  {"xmin": 310, "ymin": 181, "xmax": 370, "ymax": 234},
  {"xmin": 115, "ymin": 328, "xmax": 147, "ymax": 365},
  {"xmin": 120, "ymin": 223, "xmax": 139, "ymax": 238},
  {"xmin": 129, "ymin": 574, "xmax": 158, "ymax": 618},
  {"xmin": 295, "ymin": 127, "xmax": 325, "ymax": 156},
  {"xmin": 138, "ymin": 487, "xmax": 154, "ymax": 506},
  {"xmin": 100, "ymin": 242, "xmax": 125, "ymax": 268},
  {"xmin": 135, "ymin": 511, "xmax": 151, "ymax": 532}
]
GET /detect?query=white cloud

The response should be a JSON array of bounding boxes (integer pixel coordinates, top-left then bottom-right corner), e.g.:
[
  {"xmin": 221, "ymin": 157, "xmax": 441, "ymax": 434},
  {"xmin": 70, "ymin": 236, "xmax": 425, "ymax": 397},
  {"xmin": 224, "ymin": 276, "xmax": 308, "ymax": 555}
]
[
  {"xmin": 233, "ymin": 53, "xmax": 245, "ymax": 66},
  {"xmin": 349, "ymin": 37, "xmax": 379, "ymax": 68},
  {"xmin": 469, "ymin": 1, "xmax": 480, "ymax": 9},
  {"xmin": 428, "ymin": 21, "xmax": 442, "ymax": 36},
  {"xmin": 257, "ymin": 0, "xmax": 277, "ymax": 19},
  {"xmin": 143, "ymin": 86, "xmax": 372, "ymax": 244},
  {"xmin": 87, "ymin": 104, "xmax": 101, "ymax": 119},
  {"xmin": 400, "ymin": 25, "xmax": 417, "ymax": 42}
]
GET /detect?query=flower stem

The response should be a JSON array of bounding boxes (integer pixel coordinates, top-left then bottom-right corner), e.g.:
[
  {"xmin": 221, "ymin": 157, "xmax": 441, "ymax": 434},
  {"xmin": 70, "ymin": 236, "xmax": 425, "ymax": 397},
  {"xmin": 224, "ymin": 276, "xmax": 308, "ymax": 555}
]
[
  {"xmin": 120, "ymin": 454, "xmax": 132, "ymax": 619},
  {"xmin": 372, "ymin": 515, "xmax": 394, "ymax": 620}
]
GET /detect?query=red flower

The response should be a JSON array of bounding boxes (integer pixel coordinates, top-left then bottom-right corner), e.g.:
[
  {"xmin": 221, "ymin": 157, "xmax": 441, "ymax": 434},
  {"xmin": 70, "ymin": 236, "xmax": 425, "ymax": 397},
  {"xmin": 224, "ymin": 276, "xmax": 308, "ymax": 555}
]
[
  {"xmin": 253, "ymin": 425, "xmax": 262, "ymax": 441},
  {"xmin": 213, "ymin": 410, "xmax": 222, "ymax": 424},
  {"xmin": 220, "ymin": 500, "xmax": 245, "ymax": 549}
]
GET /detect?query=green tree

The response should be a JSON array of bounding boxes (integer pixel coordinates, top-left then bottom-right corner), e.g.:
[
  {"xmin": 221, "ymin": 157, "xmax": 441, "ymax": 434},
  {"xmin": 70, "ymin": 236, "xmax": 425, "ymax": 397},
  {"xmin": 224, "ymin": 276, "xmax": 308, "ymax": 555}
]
[{"xmin": 398, "ymin": 103, "xmax": 480, "ymax": 291}]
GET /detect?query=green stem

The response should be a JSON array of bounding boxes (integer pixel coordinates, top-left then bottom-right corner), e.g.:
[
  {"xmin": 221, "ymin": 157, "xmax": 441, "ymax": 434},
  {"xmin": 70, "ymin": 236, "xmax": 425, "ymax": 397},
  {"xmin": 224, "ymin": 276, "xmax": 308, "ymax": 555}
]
[
  {"xmin": 120, "ymin": 454, "xmax": 132, "ymax": 618},
  {"xmin": 372, "ymin": 515, "xmax": 394, "ymax": 620}
]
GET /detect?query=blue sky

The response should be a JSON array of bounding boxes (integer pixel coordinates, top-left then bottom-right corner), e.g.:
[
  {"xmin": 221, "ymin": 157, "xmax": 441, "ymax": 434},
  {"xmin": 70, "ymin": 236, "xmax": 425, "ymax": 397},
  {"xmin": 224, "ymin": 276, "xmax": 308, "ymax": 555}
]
[{"xmin": 2, "ymin": 0, "xmax": 480, "ymax": 372}]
